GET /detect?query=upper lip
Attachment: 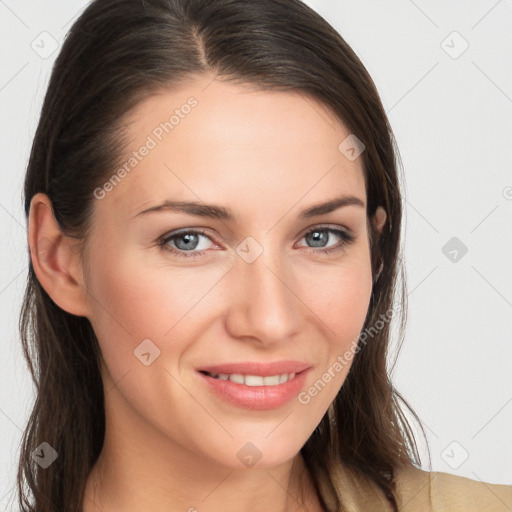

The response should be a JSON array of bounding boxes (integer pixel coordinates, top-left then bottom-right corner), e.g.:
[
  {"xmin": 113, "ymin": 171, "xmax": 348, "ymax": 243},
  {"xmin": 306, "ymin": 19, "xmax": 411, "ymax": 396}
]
[{"xmin": 197, "ymin": 360, "xmax": 311, "ymax": 376}]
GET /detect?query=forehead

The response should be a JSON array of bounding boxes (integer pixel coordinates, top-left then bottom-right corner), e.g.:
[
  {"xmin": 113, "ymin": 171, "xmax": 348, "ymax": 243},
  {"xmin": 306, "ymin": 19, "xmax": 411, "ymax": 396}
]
[{"xmin": 100, "ymin": 75, "xmax": 367, "ymax": 223}]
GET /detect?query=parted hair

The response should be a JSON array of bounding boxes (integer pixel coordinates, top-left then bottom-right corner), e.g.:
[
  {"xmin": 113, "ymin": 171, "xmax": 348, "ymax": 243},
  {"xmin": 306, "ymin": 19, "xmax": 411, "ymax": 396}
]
[{"xmin": 17, "ymin": 1, "xmax": 429, "ymax": 510}]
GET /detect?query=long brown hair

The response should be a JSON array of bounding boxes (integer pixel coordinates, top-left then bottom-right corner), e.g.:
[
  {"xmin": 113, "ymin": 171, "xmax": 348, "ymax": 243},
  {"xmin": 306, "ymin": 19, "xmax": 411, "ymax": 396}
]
[{"xmin": 17, "ymin": 0, "xmax": 429, "ymax": 510}]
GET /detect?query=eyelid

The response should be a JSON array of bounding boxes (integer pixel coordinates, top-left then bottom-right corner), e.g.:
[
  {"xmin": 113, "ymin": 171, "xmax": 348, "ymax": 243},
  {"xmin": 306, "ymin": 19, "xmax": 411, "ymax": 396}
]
[
  {"xmin": 294, "ymin": 224, "xmax": 355, "ymax": 252},
  {"xmin": 158, "ymin": 224, "xmax": 355, "ymax": 258},
  {"xmin": 296, "ymin": 222, "xmax": 352, "ymax": 240},
  {"xmin": 160, "ymin": 223, "xmax": 353, "ymax": 243},
  {"xmin": 157, "ymin": 228, "xmax": 220, "ymax": 257},
  {"xmin": 162, "ymin": 227, "xmax": 220, "ymax": 248}
]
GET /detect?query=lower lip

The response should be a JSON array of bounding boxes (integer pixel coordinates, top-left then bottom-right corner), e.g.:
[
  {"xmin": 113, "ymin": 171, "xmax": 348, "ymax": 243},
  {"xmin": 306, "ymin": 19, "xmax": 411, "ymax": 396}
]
[{"xmin": 197, "ymin": 369, "xmax": 311, "ymax": 410}]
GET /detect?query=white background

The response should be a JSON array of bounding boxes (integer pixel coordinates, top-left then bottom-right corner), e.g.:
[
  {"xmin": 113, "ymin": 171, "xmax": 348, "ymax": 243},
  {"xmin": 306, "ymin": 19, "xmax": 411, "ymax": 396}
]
[{"xmin": 1, "ymin": 0, "xmax": 511, "ymax": 507}]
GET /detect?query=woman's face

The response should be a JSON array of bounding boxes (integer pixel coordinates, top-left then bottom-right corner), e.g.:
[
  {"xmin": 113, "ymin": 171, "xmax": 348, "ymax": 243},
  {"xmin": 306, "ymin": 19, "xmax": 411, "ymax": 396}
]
[{"xmin": 80, "ymin": 75, "xmax": 385, "ymax": 470}]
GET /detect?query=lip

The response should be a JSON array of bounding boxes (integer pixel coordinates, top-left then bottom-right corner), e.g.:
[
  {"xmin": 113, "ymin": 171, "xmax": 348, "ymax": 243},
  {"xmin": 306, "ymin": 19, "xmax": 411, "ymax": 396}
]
[
  {"xmin": 196, "ymin": 360, "xmax": 311, "ymax": 376},
  {"xmin": 196, "ymin": 364, "xmax": 312, "ymax": 411}
]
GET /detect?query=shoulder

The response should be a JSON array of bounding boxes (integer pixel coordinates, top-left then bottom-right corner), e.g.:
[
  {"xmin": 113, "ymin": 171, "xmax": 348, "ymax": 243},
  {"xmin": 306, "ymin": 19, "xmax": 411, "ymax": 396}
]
[
  {"xmin": 394, "ymin": 464, "xmax": 512, "ymax": 511},
  {"xmin": 327, "ymin": 461, "xmax": 512, "ymax": 511}
]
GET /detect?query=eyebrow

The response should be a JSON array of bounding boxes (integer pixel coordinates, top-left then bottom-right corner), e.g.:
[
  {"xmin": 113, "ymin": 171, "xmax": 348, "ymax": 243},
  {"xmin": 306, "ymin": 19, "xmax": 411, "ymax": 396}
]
[{"xmin": 132, "ymin": 194, "xmax": 365, "ymax": 221}]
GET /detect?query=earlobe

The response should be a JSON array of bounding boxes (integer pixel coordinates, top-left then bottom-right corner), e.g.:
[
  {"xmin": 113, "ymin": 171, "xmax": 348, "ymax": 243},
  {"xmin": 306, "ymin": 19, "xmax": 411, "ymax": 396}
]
[
  {"xmin": 28, "ymin": 192, "xmax": 91, "ymax": 318},
  {"xmin": 372, "ymin": 206, "xmax": 387, "ymax": 236},
  {"xmin": 371, "ymin": 206, "xmax": 387, "ymax": 283}
]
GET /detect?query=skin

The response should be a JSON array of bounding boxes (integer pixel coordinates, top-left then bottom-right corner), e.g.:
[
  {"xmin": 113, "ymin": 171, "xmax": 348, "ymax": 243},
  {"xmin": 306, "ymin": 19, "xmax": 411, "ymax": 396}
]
[{"xmin": 28, "ymin": 73, "xmax": 386, "ymax": 512}]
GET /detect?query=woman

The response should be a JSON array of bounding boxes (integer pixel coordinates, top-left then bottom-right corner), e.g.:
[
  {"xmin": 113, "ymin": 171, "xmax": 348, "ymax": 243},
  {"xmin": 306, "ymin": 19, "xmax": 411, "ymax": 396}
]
[{"xmin": 18, "ymin": 0, "xmax": 512, "ymax": 511}]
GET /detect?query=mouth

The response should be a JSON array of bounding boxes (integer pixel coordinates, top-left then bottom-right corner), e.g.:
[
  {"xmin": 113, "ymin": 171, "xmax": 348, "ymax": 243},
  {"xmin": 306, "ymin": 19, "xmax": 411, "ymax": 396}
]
[
  {"xmin": 196, "ymin": 365, "xmax": 312, "ymax": 410},
  {"xmin": 198, "ymin": 370, "xmax": 299, "ymax": 386},
  {"xmin": 197, "ymin": 360, "xmax": 310, "ymax": 378}
]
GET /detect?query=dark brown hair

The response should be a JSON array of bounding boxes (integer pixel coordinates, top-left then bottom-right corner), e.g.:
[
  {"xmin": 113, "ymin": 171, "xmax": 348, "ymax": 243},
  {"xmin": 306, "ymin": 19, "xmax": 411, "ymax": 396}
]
[{"xmin": 18, "ymin": 0, "xmax": 429, "ymax": 510}]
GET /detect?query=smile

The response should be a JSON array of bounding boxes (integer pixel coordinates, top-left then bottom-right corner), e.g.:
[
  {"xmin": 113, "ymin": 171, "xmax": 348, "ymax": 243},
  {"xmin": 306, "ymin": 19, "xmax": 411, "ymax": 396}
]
[{"xmin": 201, "ymin": 371, "xmax": 296, "ymax": 386}]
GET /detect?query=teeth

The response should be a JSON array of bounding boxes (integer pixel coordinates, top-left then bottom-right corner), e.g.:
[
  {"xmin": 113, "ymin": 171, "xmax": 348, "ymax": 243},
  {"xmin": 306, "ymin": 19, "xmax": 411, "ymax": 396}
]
[
  {"xmin": 207, "ymin": 372, "xmax": 296, "ymax": 386},
  {"xmin": 230, "ymin": 373, "xmax": 245, "ymax": 384}
]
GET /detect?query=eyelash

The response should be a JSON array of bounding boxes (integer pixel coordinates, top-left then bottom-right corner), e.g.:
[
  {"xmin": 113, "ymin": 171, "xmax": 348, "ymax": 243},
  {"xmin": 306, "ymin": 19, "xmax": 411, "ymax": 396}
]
[{"xmin": 157, "ymin": 226, "xmax": 355, "ymax": 259}]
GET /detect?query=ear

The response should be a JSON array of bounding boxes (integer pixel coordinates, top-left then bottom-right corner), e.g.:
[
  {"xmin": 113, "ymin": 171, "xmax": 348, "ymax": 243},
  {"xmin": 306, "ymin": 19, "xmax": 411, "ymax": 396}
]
[
  {"xmin": 370, "ymin": 206, "xmax": 387, "ymax": 282},
  {"xmin": 372, "ymin": 206, "xmax": 387, "ymax": 237},
  {"xmin": 28, "ymin": 192, "xmax": 91, "ymax": 318}
]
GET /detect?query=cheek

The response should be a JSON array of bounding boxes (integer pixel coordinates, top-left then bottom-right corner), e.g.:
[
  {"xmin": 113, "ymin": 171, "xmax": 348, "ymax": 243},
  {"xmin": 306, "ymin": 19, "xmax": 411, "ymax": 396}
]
[
  {"xmin": 293, "ymin": 264, "xmax": 373, "ymax": 427},
  {"xmin": 330, "ymin": 269, "xmax": 372, "ymax": 343},
  {"xmin": 302, "ymin": 253, "xmax": 373, "ymax": 345},
  {"xmin": 297, "ymin": 251, "xmax": 373, "ymax": 394},
  {"xmin": 83, "ymin": 245, "xmax": 227, "ymax": 363}
]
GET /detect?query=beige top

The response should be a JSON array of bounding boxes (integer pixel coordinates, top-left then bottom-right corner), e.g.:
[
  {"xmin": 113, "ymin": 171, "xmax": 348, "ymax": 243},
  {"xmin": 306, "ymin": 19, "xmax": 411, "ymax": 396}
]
[{"xmin": 319, "ymin": 462, "xmax": 512, "ymax": 511}]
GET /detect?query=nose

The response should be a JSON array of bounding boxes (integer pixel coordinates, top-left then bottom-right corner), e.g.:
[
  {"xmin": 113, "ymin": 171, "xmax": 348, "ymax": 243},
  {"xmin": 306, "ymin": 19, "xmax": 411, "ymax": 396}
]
[{"xmin": 224, "ymin": 242, "xmax": 304, "ymax": 347}]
